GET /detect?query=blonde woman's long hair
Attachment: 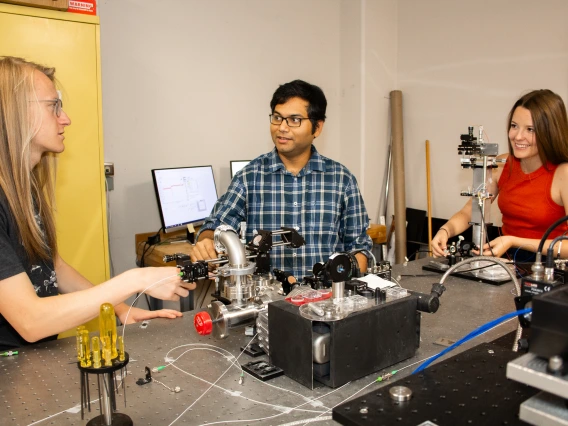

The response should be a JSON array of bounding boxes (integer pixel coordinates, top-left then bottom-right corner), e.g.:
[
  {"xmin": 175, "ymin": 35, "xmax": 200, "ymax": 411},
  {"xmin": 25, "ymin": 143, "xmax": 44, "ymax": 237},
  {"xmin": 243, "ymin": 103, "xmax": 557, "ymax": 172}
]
[{"xmin": 0, "ymin": 56, "xmax": 58, "ymax": 262}]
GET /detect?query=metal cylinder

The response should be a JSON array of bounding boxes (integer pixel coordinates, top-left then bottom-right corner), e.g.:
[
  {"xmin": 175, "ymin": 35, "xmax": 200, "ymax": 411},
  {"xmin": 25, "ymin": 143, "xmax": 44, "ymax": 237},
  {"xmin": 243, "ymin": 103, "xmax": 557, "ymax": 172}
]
[
  {"xmin": 332, "ymin": 281, "xmax": 345, "ymax": 300},
  {"xmin": 210, "ymin": 301, "xmax": 263, "ymax": 339}
]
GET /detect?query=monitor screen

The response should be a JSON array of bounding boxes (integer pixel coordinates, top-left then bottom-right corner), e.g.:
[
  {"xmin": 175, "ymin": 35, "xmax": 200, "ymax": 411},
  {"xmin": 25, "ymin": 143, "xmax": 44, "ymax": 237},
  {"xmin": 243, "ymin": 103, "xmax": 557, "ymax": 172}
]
[
  {"xmin": 230, "ymin": 160, "xmax": 250, "ymax": 178},
  {"xmin": 151, "ymin": 166, "xmax": 218, "ymax": 233}
]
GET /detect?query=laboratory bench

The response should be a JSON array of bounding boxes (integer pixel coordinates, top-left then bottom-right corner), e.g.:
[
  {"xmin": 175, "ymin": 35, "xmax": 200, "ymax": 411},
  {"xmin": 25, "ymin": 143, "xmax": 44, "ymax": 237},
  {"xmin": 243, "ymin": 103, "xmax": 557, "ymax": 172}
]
[{"xmin": 1, "ymin": 258, "xmax": 524, "ymax": 425}]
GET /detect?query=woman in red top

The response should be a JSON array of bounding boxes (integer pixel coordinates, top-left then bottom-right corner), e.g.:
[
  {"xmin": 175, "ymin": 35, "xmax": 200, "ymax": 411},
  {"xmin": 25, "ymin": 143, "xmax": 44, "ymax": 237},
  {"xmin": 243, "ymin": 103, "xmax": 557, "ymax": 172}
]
[{"xmin": 431, "ymin": 89, "xmax": 568, "ymax": 258}]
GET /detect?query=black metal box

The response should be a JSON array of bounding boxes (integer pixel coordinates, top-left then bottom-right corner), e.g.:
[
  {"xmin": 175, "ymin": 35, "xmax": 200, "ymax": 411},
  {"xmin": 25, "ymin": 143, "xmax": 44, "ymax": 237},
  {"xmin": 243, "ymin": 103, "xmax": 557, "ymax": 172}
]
[
  {"xmin": 268, "ymin": 296, "xmax": 421, "ymax": 388},
  {"xmin": 531, "ymin": 284, "xmax": 568, "ymax": 360}
]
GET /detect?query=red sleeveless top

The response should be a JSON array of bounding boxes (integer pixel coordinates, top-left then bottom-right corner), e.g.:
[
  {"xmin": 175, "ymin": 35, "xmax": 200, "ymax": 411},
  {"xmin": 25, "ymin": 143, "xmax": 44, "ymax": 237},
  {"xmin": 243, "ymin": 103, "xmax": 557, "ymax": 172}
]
[{"xmin": 497, "ymin": 156, "xmax": 568, "ymax": 239}]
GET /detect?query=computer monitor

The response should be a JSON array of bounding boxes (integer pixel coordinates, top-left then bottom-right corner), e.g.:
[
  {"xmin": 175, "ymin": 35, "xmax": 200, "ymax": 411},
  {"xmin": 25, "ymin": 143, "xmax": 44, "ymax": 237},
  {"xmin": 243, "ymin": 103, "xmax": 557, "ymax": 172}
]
[
  {"xmin": 151, "ymin": 166, "xmax": 218, "ymax": 233},
  {"xmin": 230, "ymin": 160, "xmax": 250, "ymax": 178}
]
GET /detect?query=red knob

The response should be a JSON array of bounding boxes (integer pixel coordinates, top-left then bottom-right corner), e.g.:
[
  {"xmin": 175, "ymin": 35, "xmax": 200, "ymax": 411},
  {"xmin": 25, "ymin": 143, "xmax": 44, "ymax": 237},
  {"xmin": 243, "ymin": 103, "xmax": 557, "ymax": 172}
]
[{"xmin": 194, "ymin": 311, "xmax": 213, "ymax": 335}]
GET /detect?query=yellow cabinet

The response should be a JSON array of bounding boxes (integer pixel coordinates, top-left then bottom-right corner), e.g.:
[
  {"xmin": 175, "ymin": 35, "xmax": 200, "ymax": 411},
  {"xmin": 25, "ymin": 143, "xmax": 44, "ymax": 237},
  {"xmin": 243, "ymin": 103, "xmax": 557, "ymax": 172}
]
[{"xmin": 0, "ymin": 5, "xmax": 109, "ymax": 285}]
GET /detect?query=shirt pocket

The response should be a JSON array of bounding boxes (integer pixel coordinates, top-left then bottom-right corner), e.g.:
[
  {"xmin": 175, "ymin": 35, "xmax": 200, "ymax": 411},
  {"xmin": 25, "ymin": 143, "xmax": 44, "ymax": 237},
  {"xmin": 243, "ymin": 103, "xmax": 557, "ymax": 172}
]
[{"xmin": 307, "ymin": 200, "xmax": 341, "ymax": 233}]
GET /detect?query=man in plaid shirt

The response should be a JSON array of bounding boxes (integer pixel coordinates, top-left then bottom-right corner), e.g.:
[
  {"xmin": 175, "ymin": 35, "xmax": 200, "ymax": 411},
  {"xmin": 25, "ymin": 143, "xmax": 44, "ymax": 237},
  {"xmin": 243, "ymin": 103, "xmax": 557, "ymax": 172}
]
[{"xmin": 193, "ymin": 80, "xmax": 372, "ymax": 278}]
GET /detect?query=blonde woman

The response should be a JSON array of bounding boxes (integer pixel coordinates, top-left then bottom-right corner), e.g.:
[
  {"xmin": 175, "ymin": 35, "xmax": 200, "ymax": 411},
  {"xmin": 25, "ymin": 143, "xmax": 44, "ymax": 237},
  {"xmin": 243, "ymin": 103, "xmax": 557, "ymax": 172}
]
[{"xmin": 0, "ymin": 57, "xmax": 195, "ymax": 350}]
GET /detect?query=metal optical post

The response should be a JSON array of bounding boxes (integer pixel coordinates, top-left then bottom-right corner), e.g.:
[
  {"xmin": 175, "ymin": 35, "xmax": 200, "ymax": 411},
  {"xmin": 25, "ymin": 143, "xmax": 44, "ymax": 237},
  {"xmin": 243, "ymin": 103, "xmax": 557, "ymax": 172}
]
[{"xmin": 458, "ymin": 126, "xmax": 502, "ymax": 250}]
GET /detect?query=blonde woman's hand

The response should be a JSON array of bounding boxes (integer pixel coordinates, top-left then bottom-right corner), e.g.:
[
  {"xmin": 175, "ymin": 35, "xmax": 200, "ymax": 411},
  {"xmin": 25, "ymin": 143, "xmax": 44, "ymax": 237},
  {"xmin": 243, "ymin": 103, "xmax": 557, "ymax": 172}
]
[
  {"xmin": 136, "ymin": 267, "xmax": 196, "ymax": 301},
  {"xmin": 118, "ymin": 306, "xmax": 182, "ymax": 325}
]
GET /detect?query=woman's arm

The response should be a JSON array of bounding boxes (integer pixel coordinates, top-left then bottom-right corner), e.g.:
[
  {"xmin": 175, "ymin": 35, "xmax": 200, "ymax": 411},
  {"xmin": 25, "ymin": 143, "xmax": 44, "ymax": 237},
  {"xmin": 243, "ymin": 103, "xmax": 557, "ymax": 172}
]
[
  {"xmin": 431, "ymin": 154, "xmax": 506, "ymax": 257},
  {"xmin": 55, "ymin": 256, "xmax": 184, "ymax": 324},
  {"xmin": 430, "ymin": 199, "xmax": 473, "ymax": 257},
  {"xmin": 0, "ymin": 257, "xmax": 194, "ymax": 343},
  {"xmin": 478, "ymin": 233, "xmax": 568, "ymax": 258}
]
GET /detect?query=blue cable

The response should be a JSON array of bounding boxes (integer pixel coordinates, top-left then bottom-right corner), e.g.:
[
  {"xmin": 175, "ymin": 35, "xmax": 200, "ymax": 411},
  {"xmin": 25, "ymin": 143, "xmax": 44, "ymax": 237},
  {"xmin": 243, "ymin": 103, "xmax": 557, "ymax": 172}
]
[{"xmin": 412, "ymin": 307, "xmax": 532, "ymax": 374}]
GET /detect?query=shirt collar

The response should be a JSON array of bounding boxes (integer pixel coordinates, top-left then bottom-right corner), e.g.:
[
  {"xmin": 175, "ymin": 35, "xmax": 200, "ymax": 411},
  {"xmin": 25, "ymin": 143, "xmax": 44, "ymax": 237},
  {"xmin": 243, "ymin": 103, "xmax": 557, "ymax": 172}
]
[{"xmin": 267, "ymin": 146, "xmax": 325, "ymax": 175}]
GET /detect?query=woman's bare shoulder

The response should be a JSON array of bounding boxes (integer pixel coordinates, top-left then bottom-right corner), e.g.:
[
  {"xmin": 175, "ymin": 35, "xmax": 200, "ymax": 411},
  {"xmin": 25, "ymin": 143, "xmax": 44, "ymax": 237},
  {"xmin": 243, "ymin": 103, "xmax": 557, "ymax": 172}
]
[{"xmin": 493, "ymin": 153, "xmax": 509, "ymax": 185}]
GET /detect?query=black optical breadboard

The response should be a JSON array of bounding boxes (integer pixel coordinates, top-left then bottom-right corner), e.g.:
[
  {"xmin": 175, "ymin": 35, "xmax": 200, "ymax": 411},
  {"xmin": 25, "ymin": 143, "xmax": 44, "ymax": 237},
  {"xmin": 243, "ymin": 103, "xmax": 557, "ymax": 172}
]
[{"xmin": 333, "ymin": 339, "xmax": 538, "ymax": 425}]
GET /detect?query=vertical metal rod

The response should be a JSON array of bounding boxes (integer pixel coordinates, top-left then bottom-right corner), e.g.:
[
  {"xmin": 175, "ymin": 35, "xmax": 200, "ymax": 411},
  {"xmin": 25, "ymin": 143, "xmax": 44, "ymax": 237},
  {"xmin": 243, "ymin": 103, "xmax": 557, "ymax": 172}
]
[
  {"xmin": 110, "ymin": 372, "xmax": 117, "ymax": 412},
  {"xmin": 425, "ymin": 140, "xmax": 433, "ymax": 256},
  {"xmin": 80, "ymin": 372, "xmax": 85, "ymax": 420},
  {"xmin": 97, "ymin": 374, "xmax": 103, "ymax": 418},
  {"xmin": 114, "ymin": 370, "xmax": 119, "ymax": 394},
  {"xmin": 478, "ymin": 156, "xmax": 488, "ymax": 255},
  {"xmin": 101, "ymin": 373, "xmax": 113, "ymax": 425},
  {"xmin": 86, "ymin": 372, "xmax": 91, "ymax": 411},
  {"xmin": 122, "ymin": 367, "xmax": 127, "ymax": 407},
  {"xmin": 383, "ymin": 143, "xmax": 392, "ymax": 219}
]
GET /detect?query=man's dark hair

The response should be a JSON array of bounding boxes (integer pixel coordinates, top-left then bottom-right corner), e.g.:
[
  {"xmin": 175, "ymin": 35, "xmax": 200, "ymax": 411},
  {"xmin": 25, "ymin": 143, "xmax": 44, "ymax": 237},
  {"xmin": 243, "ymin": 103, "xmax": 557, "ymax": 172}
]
[{"xmin": 270, "ymin": 80, "xmax": 327, "ymax": 134}]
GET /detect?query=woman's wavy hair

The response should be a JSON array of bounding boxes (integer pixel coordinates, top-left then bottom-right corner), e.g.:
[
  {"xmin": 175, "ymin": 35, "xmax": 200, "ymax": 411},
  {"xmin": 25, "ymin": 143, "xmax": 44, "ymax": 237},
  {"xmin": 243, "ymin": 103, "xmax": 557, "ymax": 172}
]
[
  {"xmin": 0, "ymin": 56, "xmax": 58, "ymax": 262},
  {"xmin": 507, "ymin": 89, "xmax": 568, "ymax": 168}
]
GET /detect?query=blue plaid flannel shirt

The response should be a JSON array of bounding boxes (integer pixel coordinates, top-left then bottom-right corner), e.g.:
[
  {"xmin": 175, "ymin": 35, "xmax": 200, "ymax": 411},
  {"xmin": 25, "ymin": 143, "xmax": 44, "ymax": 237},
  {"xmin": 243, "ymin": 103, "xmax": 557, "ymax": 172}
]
[{"xmin": 198, "ymin": 146, "xmax": 372, "ymax": 278}]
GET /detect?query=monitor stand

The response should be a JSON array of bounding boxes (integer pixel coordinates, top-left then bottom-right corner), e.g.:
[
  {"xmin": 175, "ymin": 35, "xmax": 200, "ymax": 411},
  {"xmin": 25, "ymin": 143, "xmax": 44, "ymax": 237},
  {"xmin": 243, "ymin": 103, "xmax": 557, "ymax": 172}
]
[{"xmin": 422, "ymin": 257, "xmax": 512, "ymax": 286}]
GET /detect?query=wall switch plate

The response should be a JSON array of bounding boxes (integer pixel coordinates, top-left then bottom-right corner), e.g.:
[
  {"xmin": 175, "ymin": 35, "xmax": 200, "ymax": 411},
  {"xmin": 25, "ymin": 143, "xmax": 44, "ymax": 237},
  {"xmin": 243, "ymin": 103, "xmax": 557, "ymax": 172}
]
[{"xmin": 104, "ymin": 162, "xmax": 114, "ymax": 176}]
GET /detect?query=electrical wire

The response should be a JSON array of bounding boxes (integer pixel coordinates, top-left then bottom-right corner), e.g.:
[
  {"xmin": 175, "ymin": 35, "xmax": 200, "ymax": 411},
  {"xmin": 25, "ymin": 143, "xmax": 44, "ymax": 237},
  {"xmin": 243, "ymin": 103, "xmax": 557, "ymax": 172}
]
[
  {"xmin": 167, "ymin": 334, "xmax": 259, "ymax": 425},
  {"xmin": 199, "ymin": 279, "xmax": 214, "ymax": 309},
  {"xmin": 138, "ymin": 227, "xmax": 164, "ymax": 267},
  {"xmin": 537, "ymin": 214, "xmax": 568, "ymax": 254},
  {"xmin": 546, "ymin": 235, "xmax": 568, "ymax": 268},
  {"xmin": 280, "ymin": 417, "xmax": 333, "ymax": 426},
  {"xmin": 196, "ymin": 381, "xmax": 351, "ymax": 426},
  {"xmin": 165, "ymin": 345, "xmax": 326, "ymax": 407},
  {"xmin": 164, "ymin": 353, "xmax": 329, "ymax": 415},
  {"xmin": 138, "ymin": 242, "xmax": 150, "ymax": 267},
  {"xmin": 193, "ymin": 280, "xmax": 207, "ymax": 308},
  {"xmin": 297, "ymin": 380, "xmax": 375, "ymax": 426},
  {"xmin": 407, "ymin": 249, "xmax": 431, "ymax": 261},
  {"xmin": 120, "ymin": 274, "xmax": 180, "ymax": 344},
  {"xmin": 451, "ymin": 261, "xmax": 514, "ymax": 274},
  {"xmin": 512, "ymin": 243, "xmax": 539, "ymax": 277},
  {"xmin": 142, "ymin": 243, "xmax": 160, "ymax": 266},
  {"xmin": 556, "ymin": 230, "xmax": 568, "ymax": 259},
  {"xmin": 412, "ymin": 307, "xmax": 531, "ymax": 374}
]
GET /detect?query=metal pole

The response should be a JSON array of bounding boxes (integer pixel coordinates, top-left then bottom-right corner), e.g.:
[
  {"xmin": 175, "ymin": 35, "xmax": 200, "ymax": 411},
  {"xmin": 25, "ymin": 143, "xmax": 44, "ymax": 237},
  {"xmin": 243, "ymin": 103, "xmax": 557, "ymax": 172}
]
[{"xmin": 101, "ymin": 373, "xmax": 113, "ymax": 425}]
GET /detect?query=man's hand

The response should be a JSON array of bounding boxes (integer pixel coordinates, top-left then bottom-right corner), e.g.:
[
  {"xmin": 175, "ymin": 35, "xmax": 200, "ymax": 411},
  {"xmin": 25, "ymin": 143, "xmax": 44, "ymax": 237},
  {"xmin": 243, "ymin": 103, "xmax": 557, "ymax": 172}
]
[{"xmin": 191, "ymin": 238, "xmax": 218, "ymax": 261}]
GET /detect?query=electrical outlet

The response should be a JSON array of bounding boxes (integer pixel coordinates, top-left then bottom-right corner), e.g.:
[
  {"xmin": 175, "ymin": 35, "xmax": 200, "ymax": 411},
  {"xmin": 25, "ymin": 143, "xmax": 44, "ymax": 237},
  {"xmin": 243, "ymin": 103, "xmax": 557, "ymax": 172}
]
[{"xmin": 104, "ymin": 162, "xmax": 114, "ymax": 176}]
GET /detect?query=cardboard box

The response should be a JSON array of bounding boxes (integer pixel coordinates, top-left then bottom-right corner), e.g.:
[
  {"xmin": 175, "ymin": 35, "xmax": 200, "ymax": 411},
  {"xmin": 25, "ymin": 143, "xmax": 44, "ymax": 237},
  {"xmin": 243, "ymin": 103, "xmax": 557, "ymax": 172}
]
[
  {"xmin": 67, "ymin": 0, "xmax": 95, "ymax": 15},
  {"xmin": 0, "ymin": 0, "xmax": 68, "ymax": 11}
]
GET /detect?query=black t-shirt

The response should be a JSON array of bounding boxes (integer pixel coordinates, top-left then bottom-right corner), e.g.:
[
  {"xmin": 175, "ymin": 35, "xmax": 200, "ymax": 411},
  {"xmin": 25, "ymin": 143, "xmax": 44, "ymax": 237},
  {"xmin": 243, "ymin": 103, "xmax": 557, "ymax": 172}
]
[{"xmin": 0, "ymin": 191, "xmax": 59, "ymax": 350}]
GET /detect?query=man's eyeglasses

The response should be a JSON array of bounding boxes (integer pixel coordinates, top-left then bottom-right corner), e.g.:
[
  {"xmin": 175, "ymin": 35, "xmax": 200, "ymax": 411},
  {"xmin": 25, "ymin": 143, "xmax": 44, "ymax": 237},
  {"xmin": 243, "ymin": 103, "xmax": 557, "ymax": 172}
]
[
  {"xmin": 269, "ymin": 114, "xmax": 311, "ymax": 128},
  {"xmin": 37, "ymin": 98, "xmax": 63, "ymax": 117},
  {"xmin": 34, "ymin": 90, "xmax": 63, "ymax": 117}
]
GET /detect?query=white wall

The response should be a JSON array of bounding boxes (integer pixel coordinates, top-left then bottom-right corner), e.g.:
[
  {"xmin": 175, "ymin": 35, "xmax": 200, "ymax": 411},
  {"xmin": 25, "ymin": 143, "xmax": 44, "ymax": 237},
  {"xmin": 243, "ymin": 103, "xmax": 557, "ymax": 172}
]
[
  {"xmin": 99, "ymin": 0, "xmax": 567, "ymax": 275},
  {"xmin": 98, "ymin": 0, "xmax": 397, "ymax": 275},
  {"xmin": 340, "ymin": 0, "xmax": 398, "ymax": 224},
  {"xmin": 398, "ymin": 0, "xmax": 568, "ymax": 225}
]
